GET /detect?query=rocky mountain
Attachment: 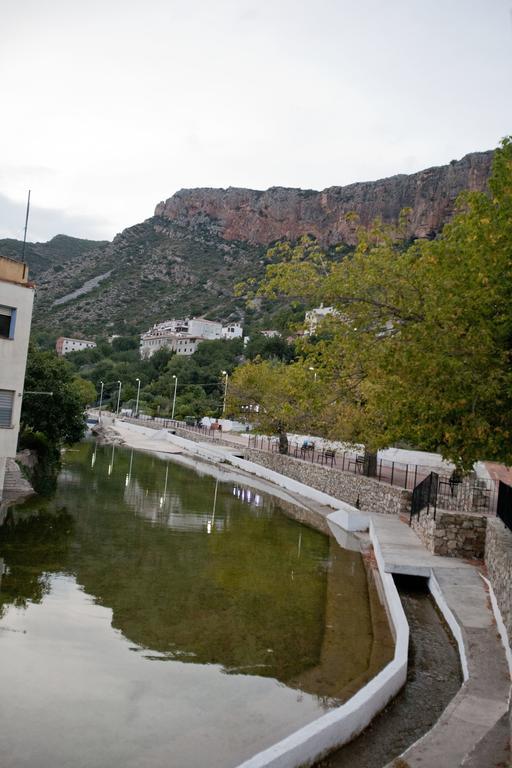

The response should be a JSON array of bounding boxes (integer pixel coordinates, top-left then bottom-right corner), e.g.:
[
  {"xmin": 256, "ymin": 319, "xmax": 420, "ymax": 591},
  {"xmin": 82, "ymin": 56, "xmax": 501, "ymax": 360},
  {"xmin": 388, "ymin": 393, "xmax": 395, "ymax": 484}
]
[
  {"xmin": 155, "ymin": 150, "xmax": 493, "ymax": 245},
  {"xmin": 0, "ymin": 150, "xmax": 494, "ymax": 338}
]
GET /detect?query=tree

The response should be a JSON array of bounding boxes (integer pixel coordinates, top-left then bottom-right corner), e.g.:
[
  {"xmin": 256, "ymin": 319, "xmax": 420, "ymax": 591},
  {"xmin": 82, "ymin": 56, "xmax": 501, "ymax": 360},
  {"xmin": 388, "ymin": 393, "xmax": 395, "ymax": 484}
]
[
  {"xmin": 248, "ymin": 138, "xmax": 512, "ymax": 468},
  {"xmin": 228, "ymin": 360, "xmax": 324, "ymax": 453},
  {"xmin": 21, "ymin": 348, "xmax": 88, "ymax": 446}
]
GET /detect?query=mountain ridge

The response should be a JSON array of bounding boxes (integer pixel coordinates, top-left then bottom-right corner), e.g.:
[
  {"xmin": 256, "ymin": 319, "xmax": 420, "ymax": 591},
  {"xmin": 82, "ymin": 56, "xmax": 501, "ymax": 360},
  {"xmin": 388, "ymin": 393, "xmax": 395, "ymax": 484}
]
[{"xmin": 0, "ymin": 149, "xmax": 495, "ymax": 337}]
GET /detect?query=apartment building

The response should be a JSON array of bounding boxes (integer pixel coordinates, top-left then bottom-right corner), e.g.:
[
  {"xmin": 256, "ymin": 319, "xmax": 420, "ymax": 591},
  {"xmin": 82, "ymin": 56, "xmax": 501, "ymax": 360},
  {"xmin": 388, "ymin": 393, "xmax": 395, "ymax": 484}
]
[
  {"xmin": 56, "ymin": 337, "xmax": 97, "ymax": 355},
  {"xmin": 0, "ymin": 255, "xmax": 35, "ymax": 500},
  {"xmin": 140, "ymin": 317, "xmax": 243, "ymax": 359}
]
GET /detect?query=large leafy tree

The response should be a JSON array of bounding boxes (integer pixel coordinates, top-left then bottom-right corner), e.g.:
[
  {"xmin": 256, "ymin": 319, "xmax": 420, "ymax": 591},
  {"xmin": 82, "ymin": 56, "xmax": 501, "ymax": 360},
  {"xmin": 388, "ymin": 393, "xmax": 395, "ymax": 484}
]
[
  {"xmin": 228, "ymin": 359, "xmax": 325, "ymax": 453},
  {"xmin": 21, "ymin": 348, "xmax": 89, "ymax": 445},
  {"xmin": 249, "ymin": 138, "xmax": 512, "ymax": 468}
]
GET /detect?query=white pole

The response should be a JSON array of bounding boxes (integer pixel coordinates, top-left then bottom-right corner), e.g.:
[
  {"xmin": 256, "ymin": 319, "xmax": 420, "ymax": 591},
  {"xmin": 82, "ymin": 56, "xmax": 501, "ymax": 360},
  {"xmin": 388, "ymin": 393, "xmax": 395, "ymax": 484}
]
[
  {"xmin": 135, "ymin": 378, "xmax": 141, "ymax": 418},
  {"xmin": 171, "ymin": 375, "xmax": 178, "ymax": 419},
  {"xmin": 98, "ymin": 381, "xmax": 104, "ymax": 422},
  {"xmin": 222, "ymin": 371, "xmax": 229, "ymax": 416},
  {"xmin": 116, "ymin": 380, "xmax": 122, "ymax": 415}
]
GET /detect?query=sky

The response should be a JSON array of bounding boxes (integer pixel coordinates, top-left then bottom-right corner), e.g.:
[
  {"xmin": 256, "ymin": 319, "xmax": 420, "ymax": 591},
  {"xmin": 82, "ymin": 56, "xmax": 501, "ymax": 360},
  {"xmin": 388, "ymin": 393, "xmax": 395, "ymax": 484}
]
[{"xmin": 1, "ymin": 0, "xmax": 511, "ymax": 243}]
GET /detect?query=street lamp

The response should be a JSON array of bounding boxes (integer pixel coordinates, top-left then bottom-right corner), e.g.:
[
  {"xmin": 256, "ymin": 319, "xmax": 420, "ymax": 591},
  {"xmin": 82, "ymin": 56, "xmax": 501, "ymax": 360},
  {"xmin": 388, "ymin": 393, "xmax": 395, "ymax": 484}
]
[
  {"xmin": 171, "ymin": 374, "xmax": 178, "ymax": 420},
  {"xmin": 222, "ymin": 370, "xmax": 229, "ymax": 416},
  {"xmin": 98, "ymin": 380, "xmax": 104, "ymax": 422},
  {"xmin": 135, "ymin": 378, "xmax": 141, "ymax": 418},
  {"xmin": 308, "ymin": 366, "xmax": 318, "ymax": 382},
  {"xmin": 116, "ymin": 380, "xmax": 122, "ymax": 415}
]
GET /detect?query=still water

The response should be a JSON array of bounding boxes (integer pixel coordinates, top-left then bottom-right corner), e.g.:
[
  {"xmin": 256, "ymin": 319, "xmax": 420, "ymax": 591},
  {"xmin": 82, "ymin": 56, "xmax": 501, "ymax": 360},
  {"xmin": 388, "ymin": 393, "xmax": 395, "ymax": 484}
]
[{"xmin": 0, "ymin": 442, "xmax": 393, "ymax": 768}]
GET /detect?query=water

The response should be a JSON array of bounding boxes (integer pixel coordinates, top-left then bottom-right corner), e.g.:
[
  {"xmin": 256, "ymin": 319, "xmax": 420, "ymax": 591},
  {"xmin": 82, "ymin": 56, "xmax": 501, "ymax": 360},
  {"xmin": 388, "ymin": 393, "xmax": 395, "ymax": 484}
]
[
  {"xmin": 315, "ymin": 576, "xmax": 462, "ymax": 768},
  {"xmin": 0, "ymin": 442, "xmax": 393, "ymax": 768}
]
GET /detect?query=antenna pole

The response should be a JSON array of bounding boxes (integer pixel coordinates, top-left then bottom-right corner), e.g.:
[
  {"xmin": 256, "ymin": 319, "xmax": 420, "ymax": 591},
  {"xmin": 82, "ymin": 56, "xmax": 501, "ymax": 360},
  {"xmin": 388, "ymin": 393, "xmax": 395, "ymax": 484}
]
[{"xmin": 21, "ymin": 189, "xmax": 31, "ymax": 261}]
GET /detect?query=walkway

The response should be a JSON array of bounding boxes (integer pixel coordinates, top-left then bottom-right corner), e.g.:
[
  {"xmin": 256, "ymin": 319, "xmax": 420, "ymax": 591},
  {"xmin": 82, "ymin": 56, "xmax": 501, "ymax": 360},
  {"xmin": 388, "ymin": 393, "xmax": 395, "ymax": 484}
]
[{"xmin": 371, "ymin": 515, "xmax": 511, "ymax": 768}]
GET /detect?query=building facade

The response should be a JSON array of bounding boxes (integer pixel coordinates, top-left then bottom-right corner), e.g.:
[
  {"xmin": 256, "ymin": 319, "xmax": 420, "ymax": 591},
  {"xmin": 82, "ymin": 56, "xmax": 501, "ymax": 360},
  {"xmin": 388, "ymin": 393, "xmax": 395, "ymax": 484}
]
[
  {"xmin": 140, "ymin": 317, "xmax": 243, "ymax": 359},
  {"xmin": 0, "ymin": 255, "xmax": 35, "ymax": 499},
  {"xmin": 56, "ymin": 337, "xmax": 97, "ymax": 355}
]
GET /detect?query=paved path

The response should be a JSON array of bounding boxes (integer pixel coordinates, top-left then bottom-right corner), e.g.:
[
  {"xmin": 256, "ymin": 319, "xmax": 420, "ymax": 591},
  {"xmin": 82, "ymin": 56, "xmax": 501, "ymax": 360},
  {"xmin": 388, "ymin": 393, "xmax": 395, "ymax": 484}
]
[{"xmin": 371, "ymin": 515, "xmax": 511, "ymax": 768}]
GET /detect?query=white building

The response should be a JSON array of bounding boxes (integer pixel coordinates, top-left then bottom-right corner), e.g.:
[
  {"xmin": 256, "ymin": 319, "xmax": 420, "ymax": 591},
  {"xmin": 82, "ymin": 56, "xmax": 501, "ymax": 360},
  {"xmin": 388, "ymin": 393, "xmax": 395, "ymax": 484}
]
[
  {"xmin": 304, "ymin": 305, "xmax": 338, "ymax": 335},
  {"xmin": 140, "ymin": 317, "xmax": 243, "ymax": 359},
  {"xmin": 56, "ymin": 337, "xmax": 96, "ymax": 356},
  {"xmin": 221, "ymin": 322, "xmax": 243, "ymax": 339},
  {"xmin": 0, "ymin": 255, "xmax": 35, "ymax": 500}
]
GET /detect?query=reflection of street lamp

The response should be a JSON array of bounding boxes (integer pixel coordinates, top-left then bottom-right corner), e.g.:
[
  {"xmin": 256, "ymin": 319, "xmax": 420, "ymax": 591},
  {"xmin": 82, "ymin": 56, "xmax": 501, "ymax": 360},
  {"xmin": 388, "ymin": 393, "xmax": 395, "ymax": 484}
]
[
  {"xmin": 222, "ymin": 370, "xmax": 229, "ymax": 416},
  {"xmin": 171, "ymin": 375, "xmax": 178, "ymax": 419},
  {"xmin": 308, "ymin": 366, "xmax": 318, "ymax": 382},
  {"xmin": 98, "ymin": 380, "xmax": 104, "ymax": 421},
  {"xmin": 135, "ymin": 378, "xmax": 141, "ymax": 418},
  {"xmin": 116, "ymin": 380, "xmax": 122, "ymax": 415}
]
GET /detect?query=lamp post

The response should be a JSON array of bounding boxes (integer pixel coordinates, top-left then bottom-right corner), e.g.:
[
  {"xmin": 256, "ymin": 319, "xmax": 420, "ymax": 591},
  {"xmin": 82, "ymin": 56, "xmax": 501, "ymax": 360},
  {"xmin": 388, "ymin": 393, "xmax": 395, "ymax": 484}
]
[
  {"xmin": 135, "ymin": 378, "xmax": 141, "ymax": 418},
  {"xmin": 171, "ymin": 375, "xmax": 178, "ymax": 420},
  {"xmin": 98, "ymin": 380, "xmax": 104, "ymax": 422},
  {"xmin": 222, "ymin": 370, "xmax": 229, "ymax": 416},
  {"xmin": 116, "ymin": 380, "xmax": 122, "ymax": 415}
]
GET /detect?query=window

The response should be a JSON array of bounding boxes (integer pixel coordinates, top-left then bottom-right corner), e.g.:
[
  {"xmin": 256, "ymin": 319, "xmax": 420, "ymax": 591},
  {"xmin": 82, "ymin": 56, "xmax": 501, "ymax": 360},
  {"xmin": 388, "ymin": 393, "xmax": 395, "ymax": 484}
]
[
  {"xmin": 0, "ymin": 306, "xmax": 16, "ymax": 339},
  {"xmin": 0, "ymin": 390, "xmax": 14, "ymax": 427}
]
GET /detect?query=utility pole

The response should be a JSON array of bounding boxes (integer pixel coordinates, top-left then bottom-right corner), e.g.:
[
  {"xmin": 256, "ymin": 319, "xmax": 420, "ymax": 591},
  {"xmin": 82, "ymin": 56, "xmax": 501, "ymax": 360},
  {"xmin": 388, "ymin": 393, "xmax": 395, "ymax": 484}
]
[
  {"xmin": 171, "ymin": 375, "xmax": 178, "ymax": 419},
  {"xmin": 135, "ymin": 378, "xmax": 141, "ymax": 418},
  {"xmin": 21, "ymin": 190, "xmax": 31, "ymax": 262},
  {"xmin": 116, "ymin": 380, "xmax": 122, "ymax": 415},
  {"xmin": 222, "ymin": 370, "xmax": 229, "ymax": 416},
  {"xmin": 98, "ymin": 381, "xmax": 104, "ymax": 422}
]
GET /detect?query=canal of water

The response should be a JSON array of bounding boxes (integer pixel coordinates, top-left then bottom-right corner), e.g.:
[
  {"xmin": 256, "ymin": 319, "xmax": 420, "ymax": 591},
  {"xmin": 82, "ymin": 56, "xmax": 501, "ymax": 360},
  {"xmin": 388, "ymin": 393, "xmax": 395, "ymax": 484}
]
[{"xmin": 0, "ymin": 442, "xmax": 394, "ymax": 768}]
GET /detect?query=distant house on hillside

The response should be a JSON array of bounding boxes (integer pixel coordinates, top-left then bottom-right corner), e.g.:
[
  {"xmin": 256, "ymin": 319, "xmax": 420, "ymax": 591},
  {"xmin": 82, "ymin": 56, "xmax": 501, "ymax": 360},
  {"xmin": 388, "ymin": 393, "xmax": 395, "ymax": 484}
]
[
  {"xmin": 56, "ymin": 337, "xmax": 97, "ymax": 355},
  {"xmin": 140, "ymin": 317, "xmax": 244, "ymax": 359},
  {"xmin": 304, "ymin": 305, "xmax": 338, "ymax": 335}
]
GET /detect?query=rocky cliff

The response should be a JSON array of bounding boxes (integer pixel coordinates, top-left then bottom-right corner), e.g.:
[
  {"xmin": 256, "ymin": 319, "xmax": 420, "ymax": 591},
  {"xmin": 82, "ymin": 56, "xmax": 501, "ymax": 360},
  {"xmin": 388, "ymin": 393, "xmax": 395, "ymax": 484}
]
[
  {"xmin": 3, "ymin": 149, "xmax": 494, "ymax": 337},
  {"xmin": 155, "ymin": 151, "xmax": 493, "ymax": 245}
]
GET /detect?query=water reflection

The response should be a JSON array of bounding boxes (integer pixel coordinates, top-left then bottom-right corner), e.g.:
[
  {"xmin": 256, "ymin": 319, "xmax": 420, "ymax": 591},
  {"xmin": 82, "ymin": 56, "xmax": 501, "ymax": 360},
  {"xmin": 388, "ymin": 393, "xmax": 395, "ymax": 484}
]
[{"xmin": 0, "ymin": 442, "xmax": 394, "ymax": 767}]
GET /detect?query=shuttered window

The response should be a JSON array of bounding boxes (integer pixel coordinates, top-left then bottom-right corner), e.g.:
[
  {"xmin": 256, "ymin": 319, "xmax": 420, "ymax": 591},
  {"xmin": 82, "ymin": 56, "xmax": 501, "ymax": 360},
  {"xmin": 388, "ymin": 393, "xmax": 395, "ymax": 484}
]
[{"xmin": 0, "ymin": 390, "xmax": 14, "ymax": 427}]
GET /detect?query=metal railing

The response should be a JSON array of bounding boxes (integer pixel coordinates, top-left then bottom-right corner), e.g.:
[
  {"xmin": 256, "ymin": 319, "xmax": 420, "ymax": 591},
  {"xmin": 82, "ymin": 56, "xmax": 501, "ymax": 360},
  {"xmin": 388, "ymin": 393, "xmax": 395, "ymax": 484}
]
[
  {"xmin": 247, "ymin": 435, "xmax": 431, "ymax": 491},
  {"xmin": 497, "ymin": 481, "xmax": 512, "ymax": 531},
  {"xmin": 410, "ymin": 472, "xmax": 439, "ymax": 522}
]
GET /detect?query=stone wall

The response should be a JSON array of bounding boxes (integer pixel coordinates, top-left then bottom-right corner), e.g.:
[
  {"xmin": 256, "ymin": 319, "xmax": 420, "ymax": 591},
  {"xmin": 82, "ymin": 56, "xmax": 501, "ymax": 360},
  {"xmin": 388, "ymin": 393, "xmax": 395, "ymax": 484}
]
[
  {"xmin": 242, "ymin": 448, "xmax": 411, "ymax": 516},
  {"xmin": 411, "ymin": 508, "xmax": 488, "ymax": 559},
  {"xmin": 485, "ymin": 517, "xmax": 512, "ymax": 643}
]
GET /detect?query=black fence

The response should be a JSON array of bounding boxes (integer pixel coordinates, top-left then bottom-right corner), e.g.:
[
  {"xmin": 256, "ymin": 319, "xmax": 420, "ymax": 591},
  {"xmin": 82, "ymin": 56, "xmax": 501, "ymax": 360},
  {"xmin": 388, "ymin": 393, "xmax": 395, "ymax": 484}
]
[
  {"xmin": 410, "ymin": 472, "xmax": 439, "ymax": 523},
  {"xmin": 497, "ymin": 481, "xmax": 512, "ymax": 532},
  {"xmin": 247, "ymin": 435, "xmax": 433, "ymax": 490}
]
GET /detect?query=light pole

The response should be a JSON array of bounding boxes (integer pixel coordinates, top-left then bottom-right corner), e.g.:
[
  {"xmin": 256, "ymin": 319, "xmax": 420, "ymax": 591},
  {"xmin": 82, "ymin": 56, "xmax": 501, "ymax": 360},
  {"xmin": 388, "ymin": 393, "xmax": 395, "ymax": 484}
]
[
  {"xmin": 98, "ymin": 380, "xmax": 104, "ymax": 422},
  {"xmin": 171, "ymin": 375, "xmax": 178, "ymax": 419},
  {"xmin": 116, "ymin": 380, "xmax": 122, "ymax": 415},
  {"xmin": 135, "ymin": 378, "xmax": 141, "ymax": 418},
  {"xmin": 222, "ymin": 370, "xmax": 229, "ymax": 416},
  {"xmin": 308, "ymin": 366, "xmax": 317, "ymax": 382}
]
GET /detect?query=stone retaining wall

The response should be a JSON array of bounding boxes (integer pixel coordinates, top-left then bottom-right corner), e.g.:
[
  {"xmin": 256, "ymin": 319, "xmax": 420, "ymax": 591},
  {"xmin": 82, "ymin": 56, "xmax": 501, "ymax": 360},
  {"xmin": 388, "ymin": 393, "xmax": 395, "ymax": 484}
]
[
  {"xmin": 485, "ymin": 517, "xmax": 512, "ymax": 643},
  {"xmin": 411, "ymin": 508, "xmax": 487, "ymax": 558},
  {"xmin": 242, "ymin": 448, "xmax": 410, "ymax": 516}
]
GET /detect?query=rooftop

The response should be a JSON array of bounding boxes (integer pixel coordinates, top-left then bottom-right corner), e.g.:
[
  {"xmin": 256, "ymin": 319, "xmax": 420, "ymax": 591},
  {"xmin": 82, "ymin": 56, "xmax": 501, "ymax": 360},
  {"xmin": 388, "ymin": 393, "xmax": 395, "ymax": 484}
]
[{"xmin": 0, "ymin": 254, "xmax": 31, "ymax": 286}]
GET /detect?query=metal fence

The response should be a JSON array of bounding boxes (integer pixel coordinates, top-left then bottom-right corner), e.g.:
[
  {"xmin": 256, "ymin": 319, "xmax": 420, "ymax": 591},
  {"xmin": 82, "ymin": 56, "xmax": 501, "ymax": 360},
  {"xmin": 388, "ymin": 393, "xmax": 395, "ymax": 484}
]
[
  {"xmin": 247, "ymin": 435, "xmax": 433, "ymax": 491},
  {"xmin": 497, "ymin": 481, "xmax": 512, "ymax": 531},
  {"xmin": 410, "ymin": 472, "xmax": 438, "ymax": 522}
]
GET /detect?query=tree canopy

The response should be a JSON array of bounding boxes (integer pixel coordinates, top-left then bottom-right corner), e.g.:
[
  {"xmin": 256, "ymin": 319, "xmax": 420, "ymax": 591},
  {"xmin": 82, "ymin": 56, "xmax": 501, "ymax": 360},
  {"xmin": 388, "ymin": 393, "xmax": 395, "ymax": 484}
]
[{"xmin": 21, "ymin": 347, "xmax": 90, "ymax": 445}]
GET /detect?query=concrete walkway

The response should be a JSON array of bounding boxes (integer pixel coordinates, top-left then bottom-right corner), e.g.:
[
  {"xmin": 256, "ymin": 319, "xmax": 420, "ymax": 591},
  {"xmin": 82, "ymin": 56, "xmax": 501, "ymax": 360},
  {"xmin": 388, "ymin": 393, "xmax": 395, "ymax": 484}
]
[{"xmin": 371, "ymin": 515, "xmax": 511, "ymax": 768}]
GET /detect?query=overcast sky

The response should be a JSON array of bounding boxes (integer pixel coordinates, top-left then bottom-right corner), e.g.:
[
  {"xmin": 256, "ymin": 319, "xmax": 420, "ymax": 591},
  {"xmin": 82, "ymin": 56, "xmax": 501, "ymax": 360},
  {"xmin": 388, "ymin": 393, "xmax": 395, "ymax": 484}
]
[{"xmin": 1, "ymin": 0, "xmax": 511, "ymax": 243}]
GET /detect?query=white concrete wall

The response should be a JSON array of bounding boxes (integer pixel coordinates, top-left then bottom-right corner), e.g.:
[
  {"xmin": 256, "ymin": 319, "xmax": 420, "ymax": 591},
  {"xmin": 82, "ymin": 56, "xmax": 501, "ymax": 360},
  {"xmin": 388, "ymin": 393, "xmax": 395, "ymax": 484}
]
[{"xmin": 0, "ymin": 280, "xmax": 34, "ymax": 460}]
